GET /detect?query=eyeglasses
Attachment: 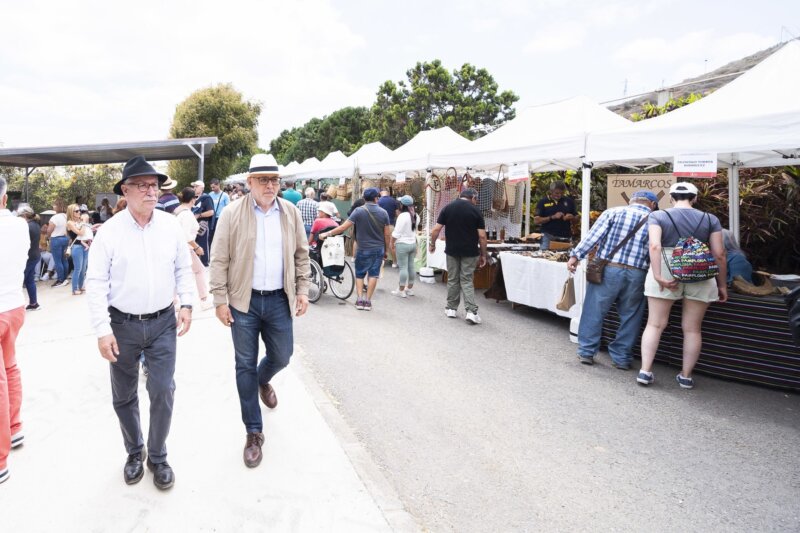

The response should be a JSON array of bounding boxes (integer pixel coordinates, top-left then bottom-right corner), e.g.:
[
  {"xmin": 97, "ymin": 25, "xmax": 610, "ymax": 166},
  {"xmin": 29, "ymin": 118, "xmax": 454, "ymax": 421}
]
[
  {"xmin": 125, "ymin": 182, "xmax": 159, "ymax": 192},
  {"xmin": 254, "ymin": 176, "xmax": 280, "ymax": 186}
]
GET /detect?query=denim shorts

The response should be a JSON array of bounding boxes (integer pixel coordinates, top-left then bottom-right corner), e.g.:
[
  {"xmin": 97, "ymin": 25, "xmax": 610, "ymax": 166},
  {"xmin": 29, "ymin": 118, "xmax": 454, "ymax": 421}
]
[{"xmin": 354, "ymin": 248, "xmax": 384, "ymax": 278}]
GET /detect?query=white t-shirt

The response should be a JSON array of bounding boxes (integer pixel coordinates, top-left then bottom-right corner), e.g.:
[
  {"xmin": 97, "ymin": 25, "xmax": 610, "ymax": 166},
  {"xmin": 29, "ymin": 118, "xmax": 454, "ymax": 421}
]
[
  {"xmin": 0, "ymin": 210, "xmax": 29, "ymax": 312},
  {"xmin": 50, "ymin": 213, "xmax": 67, "ymax": 237},
  {"xmin": 392, "ymin": 211, "xmax": 418, "ymax": 245},
  {"xmin": 176, "ymin": 207, "xmax": 199, "ymax": 241}
]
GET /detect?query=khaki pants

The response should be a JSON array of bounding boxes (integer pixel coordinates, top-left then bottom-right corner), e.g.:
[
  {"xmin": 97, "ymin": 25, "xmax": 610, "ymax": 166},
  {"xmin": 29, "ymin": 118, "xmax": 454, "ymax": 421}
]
[{"xmin": 446, "ymin": 255, "xmax": 479, "ymax": 314}]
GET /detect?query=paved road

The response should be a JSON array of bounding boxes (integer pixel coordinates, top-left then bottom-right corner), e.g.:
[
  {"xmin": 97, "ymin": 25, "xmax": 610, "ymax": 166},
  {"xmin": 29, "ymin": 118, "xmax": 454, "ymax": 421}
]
[{"xmin": 296, "ymin": 267, "xmax": 800, "ymax": 532}]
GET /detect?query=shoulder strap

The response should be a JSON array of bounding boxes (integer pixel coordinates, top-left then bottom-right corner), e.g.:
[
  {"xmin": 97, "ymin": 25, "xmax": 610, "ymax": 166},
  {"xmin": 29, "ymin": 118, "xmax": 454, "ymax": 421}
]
[
  {"xmin": 360, "ymin": 206, "xmax": 383, "ymax": 233},
  {"xmin": 606, "ymin": 214, "xmax": 648, "ymax": 259},
  {"xmin": 662, "ymin": 210, "xmax": 681, "ymax": 235}
]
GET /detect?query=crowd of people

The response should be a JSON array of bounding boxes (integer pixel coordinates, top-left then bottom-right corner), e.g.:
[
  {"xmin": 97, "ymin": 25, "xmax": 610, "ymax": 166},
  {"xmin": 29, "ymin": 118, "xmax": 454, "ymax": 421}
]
[{"xmin": 3, "ymin": 155, "xmax": 780, "ymax": 491}]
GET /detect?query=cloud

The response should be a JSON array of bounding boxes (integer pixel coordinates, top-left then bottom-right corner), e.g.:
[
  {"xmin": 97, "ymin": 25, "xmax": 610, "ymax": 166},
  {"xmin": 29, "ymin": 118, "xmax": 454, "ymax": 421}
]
[
  {"xmin": 612, "ymin": 29, "xmax": 777, "ymax": 86},
  {"xmin": 524, "ymin": 23, "xmax": 586, "ymax": 54},
  {"xmin": 0, "ymin": 0, "xmax": 370, "ymax": 147}
]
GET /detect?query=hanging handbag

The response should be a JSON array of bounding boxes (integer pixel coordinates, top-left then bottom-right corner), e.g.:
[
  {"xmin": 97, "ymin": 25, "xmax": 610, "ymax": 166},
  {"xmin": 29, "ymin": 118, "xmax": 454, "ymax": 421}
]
[
  {"xmin": 585, "ymin": 214, "xmax": 648, "ymax": 284},
  {"xmin": 556, "ymin": 274, "xmax": 576, "ymax": 311}
]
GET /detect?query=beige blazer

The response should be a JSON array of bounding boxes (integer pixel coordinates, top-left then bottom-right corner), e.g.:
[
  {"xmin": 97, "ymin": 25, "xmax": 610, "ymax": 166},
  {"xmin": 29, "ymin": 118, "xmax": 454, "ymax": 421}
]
[{"xmin": 209, "ymin": 194, "xmax": 310, "ymax": 314}]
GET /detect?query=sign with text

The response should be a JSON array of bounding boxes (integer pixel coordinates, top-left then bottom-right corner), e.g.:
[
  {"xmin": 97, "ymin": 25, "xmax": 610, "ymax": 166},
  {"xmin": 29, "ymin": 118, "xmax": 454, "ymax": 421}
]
[
  {"xmin": 673, "ymin": 152, "xmax": 717, "ymax": 177},
  {"xmin": 507, "ymin": 163, "xmax": 530, "ymax": 182},
  {"xmin": 607, "ymin": 173, "xmax": 674, "ymax": 210},
  {"xmin": 395, "ymin": 171, "xmax": 406, "ymax": 183}
]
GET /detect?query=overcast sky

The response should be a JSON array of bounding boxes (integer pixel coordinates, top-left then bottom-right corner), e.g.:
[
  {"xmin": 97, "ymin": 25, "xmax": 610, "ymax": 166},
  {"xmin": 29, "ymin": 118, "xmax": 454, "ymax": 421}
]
[{"xmin": 1, "ymin": 0, "xmax": 798, "ymax": 151}]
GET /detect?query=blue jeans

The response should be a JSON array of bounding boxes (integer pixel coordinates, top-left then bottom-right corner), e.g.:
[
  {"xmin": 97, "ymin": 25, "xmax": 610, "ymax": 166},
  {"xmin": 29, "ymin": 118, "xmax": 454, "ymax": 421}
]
[
  {"xmin": 354, "ymin": 248, "xmax": 384, "ymax": 279},
  {"xmin": 50, "ymin": 236, "xmax": 69, "ymax": 282},
  {"xmin": 71, "ymin": 244, "xmax": 88, "ymax": 292},
  {"xmin": 304, "ymin": 223, "xmax": 312, "ymax": 237},
  {"xmin": 24, "ymin": 257, "xmax": 39, "ymax": 305},
  {"xmin": 230, "ymin": 291, "xmax": 293, "ymax": 433},
  {"xmin": 577, "ymin": 265, "xmax": 647, "ymax": 366}
]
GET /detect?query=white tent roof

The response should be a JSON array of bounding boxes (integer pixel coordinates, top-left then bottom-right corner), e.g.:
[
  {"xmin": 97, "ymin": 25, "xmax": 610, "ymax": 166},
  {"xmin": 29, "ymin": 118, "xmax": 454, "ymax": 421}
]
[
  {"xmin": 358, "ymin": 127, "xmax": 470, "ymax": 175},
  {"xmin": 294, "ymin": 150, "xmax": 354, "ymax": 179},
  {"xmin": 429, "ymin": 95, "xmax": 630, "ymax": 171},
  {"xmin": 586, "ymin": 40, "xmax": 800, "ymax": 168},
  {"xmin": 282, "ymin": 161, "xmax": 301, "ymax": 175},
  {"xmin": 350, "ymin": 142, "xmax": 393, "ymax": 168},
  {"xmin": 287, "ymin": 156, "xmax": 320, "ymax": 177}
]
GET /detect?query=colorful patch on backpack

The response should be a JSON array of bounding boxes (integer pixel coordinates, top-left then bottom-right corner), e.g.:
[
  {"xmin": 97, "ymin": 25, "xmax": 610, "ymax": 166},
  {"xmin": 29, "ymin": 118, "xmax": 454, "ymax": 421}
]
[{"xmin": 670, "ymin": 236, "xmax": 719, "ymax": 282}]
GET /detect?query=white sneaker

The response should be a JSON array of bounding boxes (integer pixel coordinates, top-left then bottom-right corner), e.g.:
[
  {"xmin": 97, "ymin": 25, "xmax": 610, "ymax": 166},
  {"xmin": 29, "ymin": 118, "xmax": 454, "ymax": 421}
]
[
  {"xmin": 405, "ymin": 288, "xmax": 414, "ymax": 296},
  {"xmin": 466, "ymin": 312, "xmax": 482, "ymax": 325},
  {"xmin": 445, "ymin": 308, "xmax": 457, "ymax": 318},
  {"xmin": 55, "ymin": 280, "xmax": 70, "ymax": 288},
  {"xmin": 0, "ymin": 468, "xmax": 8, "ymax": 484},
  {"xmin": 391, "ymin": 289, "xmax": 407, "ymax": 298},
  {"xmin": 391, "ymin": 263, "xmax": 398, "ymax": 268},
  {"xmin": 41, "ymin": 273, "xmax": 51, "ymax": 281},
  {"xmin": 10, "ymin": 432, "xmax": 23, "ymax": 448}
]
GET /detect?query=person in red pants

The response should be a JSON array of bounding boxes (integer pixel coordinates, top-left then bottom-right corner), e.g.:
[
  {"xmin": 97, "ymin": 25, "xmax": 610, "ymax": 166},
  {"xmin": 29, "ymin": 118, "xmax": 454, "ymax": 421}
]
[{"xmin": 0, "ymin": 176, "xmax": 30, "ymax": 484}]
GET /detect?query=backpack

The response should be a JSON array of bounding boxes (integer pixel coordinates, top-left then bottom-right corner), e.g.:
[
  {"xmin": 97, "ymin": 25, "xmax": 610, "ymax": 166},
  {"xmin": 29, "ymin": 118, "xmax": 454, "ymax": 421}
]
[{"xmin": 662, "ymin": 211, "xmax": 719, "ymax": 283}]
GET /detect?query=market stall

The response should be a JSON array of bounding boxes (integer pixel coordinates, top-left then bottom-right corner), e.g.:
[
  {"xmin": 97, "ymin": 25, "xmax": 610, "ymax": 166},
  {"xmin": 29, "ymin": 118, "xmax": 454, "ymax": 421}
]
[
  {"xmin": 499, "ymin": 251, "xmax": 582, "ymax": 318},
  {"xmin": 584, "ymin": 41, "xmax": 800, "ymax": 389}
]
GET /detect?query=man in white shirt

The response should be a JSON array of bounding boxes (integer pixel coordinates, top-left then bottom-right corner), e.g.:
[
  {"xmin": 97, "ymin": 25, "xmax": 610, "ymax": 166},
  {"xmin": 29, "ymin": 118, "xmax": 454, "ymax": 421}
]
[
  {"xmin": 0, "ymin": 177, "xmax": 29, "ymax": 484},
  {"xmin": 210, "ymin": 153, "xmax": 310, "ymax": 468},
  {"xmin": 86, "ymin": 156, "xmax": 194, "ymax": 491}
]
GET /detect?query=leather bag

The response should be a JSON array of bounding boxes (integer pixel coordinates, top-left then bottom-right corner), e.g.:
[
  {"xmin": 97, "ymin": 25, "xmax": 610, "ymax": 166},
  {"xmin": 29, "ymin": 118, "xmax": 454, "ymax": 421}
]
[{"xmin": 585, "ymin": 215, "xmax": 649, "ymax": 285}]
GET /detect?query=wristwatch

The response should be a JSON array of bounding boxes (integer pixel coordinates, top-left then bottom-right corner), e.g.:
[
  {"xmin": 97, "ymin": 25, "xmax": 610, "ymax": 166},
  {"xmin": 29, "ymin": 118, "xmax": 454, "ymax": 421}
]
[{"xmin": 180, "ymin": 305, "xmax": 193, "ymax": 310}]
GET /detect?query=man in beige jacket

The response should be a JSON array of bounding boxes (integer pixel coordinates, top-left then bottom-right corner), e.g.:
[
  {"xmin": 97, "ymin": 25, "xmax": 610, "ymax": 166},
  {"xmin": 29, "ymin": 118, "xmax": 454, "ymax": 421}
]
[{"xmin": 209, "ymin": 153, "xmax": 310, "ymax": 468}]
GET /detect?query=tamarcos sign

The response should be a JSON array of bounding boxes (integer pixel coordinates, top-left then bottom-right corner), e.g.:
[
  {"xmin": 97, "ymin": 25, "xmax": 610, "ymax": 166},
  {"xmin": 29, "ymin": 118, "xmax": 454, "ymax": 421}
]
[{"xmin": 607, "ymin": 173, "xmax": 673, "ymax": 210}]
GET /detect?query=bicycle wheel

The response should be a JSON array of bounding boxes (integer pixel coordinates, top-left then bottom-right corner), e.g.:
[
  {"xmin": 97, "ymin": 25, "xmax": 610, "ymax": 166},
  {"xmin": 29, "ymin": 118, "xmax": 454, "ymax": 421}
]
[
  {"xmin": 327, "ymin": 261, "xmax": 355, "ymax": 300},
  {"xmin": 308, "ymin": 259, "xmax": 324, "ymax": 303}
]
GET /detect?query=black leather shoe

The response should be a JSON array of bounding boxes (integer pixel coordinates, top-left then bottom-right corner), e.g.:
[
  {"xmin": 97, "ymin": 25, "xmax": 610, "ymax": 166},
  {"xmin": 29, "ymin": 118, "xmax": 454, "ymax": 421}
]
[
  {"xmin": 124, "ymin": 450, "xmax": 146, "ymax": 485},
  {"xmin": 146, "ymin": 458, "xmax": 175, "ymax": 490}
]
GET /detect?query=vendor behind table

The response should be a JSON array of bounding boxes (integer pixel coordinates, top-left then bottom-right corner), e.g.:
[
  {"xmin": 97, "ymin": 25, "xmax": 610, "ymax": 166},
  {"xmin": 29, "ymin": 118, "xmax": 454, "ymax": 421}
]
[{"xmin": 534, "ymin": 181, "xmax": 577, "ymax": 250}]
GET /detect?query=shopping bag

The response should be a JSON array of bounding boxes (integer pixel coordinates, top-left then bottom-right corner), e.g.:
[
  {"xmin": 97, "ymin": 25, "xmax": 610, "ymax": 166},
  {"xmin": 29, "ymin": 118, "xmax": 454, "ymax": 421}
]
[
  {"xmin": 320, "ymin": 235, "xmax": 345, "ymax": 267},
  {"xmin": 556, "ymin": 275, "xmax": 576, "ymax": 311}
]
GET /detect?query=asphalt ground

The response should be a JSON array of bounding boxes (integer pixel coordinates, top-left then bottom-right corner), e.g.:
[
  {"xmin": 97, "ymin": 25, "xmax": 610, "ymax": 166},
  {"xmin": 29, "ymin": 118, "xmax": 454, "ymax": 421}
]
[{"xmin": 296, "ymin": 265, "xmax": 800, "ymax": 532}]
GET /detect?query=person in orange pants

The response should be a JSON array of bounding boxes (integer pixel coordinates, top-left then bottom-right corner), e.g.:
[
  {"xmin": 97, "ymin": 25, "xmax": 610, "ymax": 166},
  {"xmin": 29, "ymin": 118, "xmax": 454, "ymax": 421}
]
[{"xmin": 0, "ymin": 176, "xmax": 30, "ymax": 484}]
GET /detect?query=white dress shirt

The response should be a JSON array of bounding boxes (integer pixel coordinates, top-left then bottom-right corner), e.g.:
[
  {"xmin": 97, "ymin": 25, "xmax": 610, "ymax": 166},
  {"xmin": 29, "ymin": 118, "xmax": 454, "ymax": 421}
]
[
  {"xmin": 252, "ymin": 199, "xmax": 284, "ymax": 291},
  {"xmin": 0, "ymin": 210, "xmax": 29, "ymax": 313},
  {"xmin": 86, "ymin": 209, "xmax": 194, "ymax": 338}
]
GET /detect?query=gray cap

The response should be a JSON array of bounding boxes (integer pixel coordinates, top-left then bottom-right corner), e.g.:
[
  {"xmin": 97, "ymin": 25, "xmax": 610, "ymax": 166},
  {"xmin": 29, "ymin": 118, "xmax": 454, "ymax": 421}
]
[{"xmin": 460, "ymin": 188, "xmax": 478, "ymax": 199}]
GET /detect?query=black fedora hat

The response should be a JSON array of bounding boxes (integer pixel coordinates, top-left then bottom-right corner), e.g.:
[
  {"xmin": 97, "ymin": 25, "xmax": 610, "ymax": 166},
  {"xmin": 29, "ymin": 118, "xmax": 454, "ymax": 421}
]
[{"xmin": 114, "ymin": 155, "xmax": 168, "ymax": 195}]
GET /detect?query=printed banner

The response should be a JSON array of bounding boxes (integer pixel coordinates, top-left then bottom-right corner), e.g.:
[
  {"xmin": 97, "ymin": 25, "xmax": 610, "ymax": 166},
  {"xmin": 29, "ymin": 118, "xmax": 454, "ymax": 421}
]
[
  {"xmin": 607, "ymin": 173, "xmax": 674, "ymax": 210},
  {"xmin": 507, "ymin": 163, "xmax": 530, "ymax": 182},
  {"xmin": 673, "ymin": 152, "xmax": 717, "ymax": 178}
]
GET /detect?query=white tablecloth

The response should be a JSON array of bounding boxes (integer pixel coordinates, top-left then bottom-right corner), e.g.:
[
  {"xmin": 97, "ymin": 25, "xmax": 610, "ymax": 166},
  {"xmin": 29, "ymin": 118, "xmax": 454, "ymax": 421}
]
[{"xmin": 499, "ymin": 252, "xmax": 584, "ymax": 318}]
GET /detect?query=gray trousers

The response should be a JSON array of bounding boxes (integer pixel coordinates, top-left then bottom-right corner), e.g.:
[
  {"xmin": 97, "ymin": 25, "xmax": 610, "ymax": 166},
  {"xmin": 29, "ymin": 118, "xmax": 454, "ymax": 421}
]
[
  {"xmin": 109, "ymin": 308, "xmax": 177, "ymax": 463},
  {"xmin": 446, "ymin": 255, "xmax": 479, "ymax": 314}
]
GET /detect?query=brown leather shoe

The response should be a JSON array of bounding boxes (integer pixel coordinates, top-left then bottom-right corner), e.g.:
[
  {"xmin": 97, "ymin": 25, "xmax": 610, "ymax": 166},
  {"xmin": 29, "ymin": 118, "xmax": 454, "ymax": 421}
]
[
  {"xmin": 259, "ymin": 382, "xmax": 278, "ymax": 409},
  {"xmin": 244, "ymin": 432, "xmax": 264, "ymax": 468}
]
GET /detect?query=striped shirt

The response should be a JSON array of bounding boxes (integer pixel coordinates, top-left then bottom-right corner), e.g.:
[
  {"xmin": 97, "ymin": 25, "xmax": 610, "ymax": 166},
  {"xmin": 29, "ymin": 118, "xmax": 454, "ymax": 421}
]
[
  {"xmin": 571, "ymin": 204, "xmax": 651, "ymax": 270},
  {"xmin": 296, "ymin": 198, "xmax": 319, "ymax": 226}
]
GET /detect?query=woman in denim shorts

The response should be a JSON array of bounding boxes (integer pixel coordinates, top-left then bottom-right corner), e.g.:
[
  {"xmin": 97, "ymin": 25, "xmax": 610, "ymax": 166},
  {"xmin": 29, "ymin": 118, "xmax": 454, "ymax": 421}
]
[{"xmin": 636, "ymin": 183, "xmax": 727, "ymax": 389}]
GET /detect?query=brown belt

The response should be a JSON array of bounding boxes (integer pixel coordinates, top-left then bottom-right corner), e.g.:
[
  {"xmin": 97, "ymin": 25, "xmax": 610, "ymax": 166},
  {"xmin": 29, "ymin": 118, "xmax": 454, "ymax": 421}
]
[{"xmin": 607, "ymin": 261, "xmax": 644, "ymax": 271}]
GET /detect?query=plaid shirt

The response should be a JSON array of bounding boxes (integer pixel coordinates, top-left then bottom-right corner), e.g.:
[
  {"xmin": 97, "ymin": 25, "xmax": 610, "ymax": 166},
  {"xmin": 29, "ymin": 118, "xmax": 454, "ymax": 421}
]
[
  {"xmin": 571, "ymin": 204, "xmax": 651, "ymax": 270},
  {"xmin": 296, "ymin": 198, "xmax": 319, "ymax": 226}
]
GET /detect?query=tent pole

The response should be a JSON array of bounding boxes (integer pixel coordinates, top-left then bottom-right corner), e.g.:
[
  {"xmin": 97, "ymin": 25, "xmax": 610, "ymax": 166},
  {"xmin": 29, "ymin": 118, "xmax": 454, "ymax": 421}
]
[
  {"xmin": 580, "ymin": 162, "xmax": 591, "ymax": 238},
  {"xmin": 198, "ymin": 143, "xmax": 206, "ymax": 183},
  {"xmin": 524, "ymin": 173, "xmax": 531, "ymax": 235},
  {"xmin": 425, "ymin": 170, "xmax": 432, "ymax": 268},
  {"xmin": 729, "ymin": 159, "xmax": 740, "ymax": 244}
]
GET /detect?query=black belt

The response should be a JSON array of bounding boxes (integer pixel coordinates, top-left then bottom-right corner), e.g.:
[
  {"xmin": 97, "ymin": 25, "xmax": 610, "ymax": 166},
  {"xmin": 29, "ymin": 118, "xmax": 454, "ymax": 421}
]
[
  {"xmin": 109, "ymin": 304, "xmax": 174, "ymax": 321},
  {"xmin": 252, "ymin": 289, "xmax": 284, "ymax": 296}
]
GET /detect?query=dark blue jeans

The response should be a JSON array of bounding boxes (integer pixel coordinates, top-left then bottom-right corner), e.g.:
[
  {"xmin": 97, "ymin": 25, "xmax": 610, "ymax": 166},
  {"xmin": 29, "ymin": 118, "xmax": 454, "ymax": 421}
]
[
  {"xmin": 24, "ymin": 257, "xmax": 39, "ymax": 305},
  {"xmin": 230, "ymin": 291, "xmax": 293, "ymax": 433},
  {"xmin": 50, "ymin": 236, "xmax": 69, "ymax": 282},
  {"xmin": 577, "ymin": 265, "xmax": 647, "ymax": 366}
]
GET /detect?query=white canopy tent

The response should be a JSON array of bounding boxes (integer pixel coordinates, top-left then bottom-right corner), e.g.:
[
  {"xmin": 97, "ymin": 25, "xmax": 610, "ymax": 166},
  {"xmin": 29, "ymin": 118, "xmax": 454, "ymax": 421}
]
[
  {"xmin": 350, "ymin": 141, "xmax": 393, "ymax": 170},
  {"xmin": 358, "ymin": 127, "xmax": 470, "ymax": 176},
  {"xmin": 587, "ymin": 40, "xmax": 800, "ymax": 241},
  {"xmin": 429, "ymin": 95, "xmax": 630, "ymax": 173},
  {"xmin": 286, "ymin": 156, "xmax": 320, "ymax": 179},
  {"xmin": 293, "ymin": 150, "xmax": 354, "ymax": 180}
]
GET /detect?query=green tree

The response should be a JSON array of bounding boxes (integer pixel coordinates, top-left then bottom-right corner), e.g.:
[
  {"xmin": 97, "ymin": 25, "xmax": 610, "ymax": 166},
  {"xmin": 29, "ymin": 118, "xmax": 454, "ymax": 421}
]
[
  {"xmin": 365, "ymin": 60, "xmax": 519, "ymax": 148},
  {"xmin": 168, "ymin": 83, "xmax": 262, "ymax": 186},
  {"xmin": 269, "ymin": 107, "xmax": 371, "ymax": 165},
  {"xmin": 3, "ymin": 165, "xmax": 120, "ymax": 213}
]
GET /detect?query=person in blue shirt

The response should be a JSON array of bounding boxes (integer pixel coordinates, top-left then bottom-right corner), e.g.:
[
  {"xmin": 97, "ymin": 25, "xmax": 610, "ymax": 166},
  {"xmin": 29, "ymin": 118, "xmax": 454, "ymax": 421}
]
[
  {"xmin": 282, "ymin": 180, "xmax": 302, "ymax": 205},
  {"xmin": 208, "ymin": 178, "xmax": 230, "ymax": 246},
  {"xmin": 534, "ymin": 181, "xmax": 577, "ymax": 249},
  {"xmin": 722, "ymin": 229, "xmax": 753, "ymax": 284}
]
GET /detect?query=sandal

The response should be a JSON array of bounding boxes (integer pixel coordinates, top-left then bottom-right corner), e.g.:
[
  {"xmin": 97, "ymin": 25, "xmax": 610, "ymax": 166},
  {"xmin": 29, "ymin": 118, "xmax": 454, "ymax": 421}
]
[{"xmin": 72, "ymin": 290, "xmax": 82, "ymax": 296}]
